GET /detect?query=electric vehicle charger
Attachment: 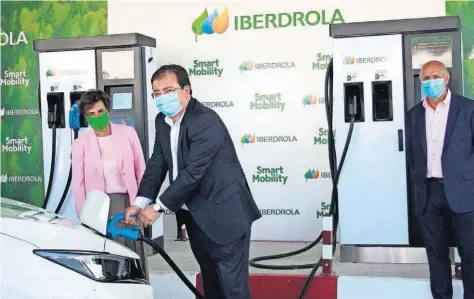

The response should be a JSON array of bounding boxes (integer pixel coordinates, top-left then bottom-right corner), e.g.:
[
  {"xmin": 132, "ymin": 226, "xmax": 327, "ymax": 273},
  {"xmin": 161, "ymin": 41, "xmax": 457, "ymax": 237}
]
[
  {"xmin": 106, "ymin": 213, "xmax": 206, "ymax": 299},
  {"xmin": 248, "ymin": 58, "xmax": 357, "ymax": 299},
  {"xmin": 43, "ymin": 104, "xmax": 58, "ymax": 209},
  {"xmin": 55, "ymin": 101, "xmax": 81, "ymax": 214}
]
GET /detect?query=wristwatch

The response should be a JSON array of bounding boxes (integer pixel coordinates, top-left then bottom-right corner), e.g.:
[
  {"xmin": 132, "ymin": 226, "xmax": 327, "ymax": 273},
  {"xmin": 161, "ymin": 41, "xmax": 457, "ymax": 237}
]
[{"xmin": 152, "ymin": 203, "xmax": 165, "ymax": 213}]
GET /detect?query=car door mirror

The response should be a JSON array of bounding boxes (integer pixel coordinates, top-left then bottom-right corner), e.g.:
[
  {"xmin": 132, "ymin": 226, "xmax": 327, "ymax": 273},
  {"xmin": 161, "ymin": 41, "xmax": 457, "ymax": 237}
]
[{"xmin": 80, "ymin": 190, "xmax": 110, "ymax": 235}]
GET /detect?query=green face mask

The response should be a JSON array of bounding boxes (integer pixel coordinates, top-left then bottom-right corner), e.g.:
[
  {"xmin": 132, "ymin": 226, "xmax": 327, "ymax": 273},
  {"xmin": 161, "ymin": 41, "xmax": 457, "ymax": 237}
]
[{"xmin": 87, "ymin": 111, "xmax": 110, "ymax": 131}]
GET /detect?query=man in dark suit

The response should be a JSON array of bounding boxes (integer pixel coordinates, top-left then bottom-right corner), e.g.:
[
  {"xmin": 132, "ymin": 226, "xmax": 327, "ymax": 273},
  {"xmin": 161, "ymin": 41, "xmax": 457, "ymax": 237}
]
[
  {"xmin": 406, "ymin": 60, "xmax": 474, "ymax": 299},
  {"xmin": 125, "ymin": 64, "xmax": 261, "ymax": 299}
]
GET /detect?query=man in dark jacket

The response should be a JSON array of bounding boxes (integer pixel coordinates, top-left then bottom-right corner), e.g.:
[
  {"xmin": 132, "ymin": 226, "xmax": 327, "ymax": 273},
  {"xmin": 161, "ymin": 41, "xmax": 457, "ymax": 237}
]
[
  {"xmin": 125, "ymin": 64, "xmax": 261, "ymax": 299},
  {"xmin": 406, "ymin": 60, "xmax": 474, "ymax": 299}
]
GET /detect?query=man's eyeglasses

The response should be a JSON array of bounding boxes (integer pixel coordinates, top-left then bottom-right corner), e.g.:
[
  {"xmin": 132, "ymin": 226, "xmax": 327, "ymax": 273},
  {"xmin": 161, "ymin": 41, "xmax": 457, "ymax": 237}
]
[{"xmin": 151, "ymin": 87, "xmax": 181, "ymax": 99}]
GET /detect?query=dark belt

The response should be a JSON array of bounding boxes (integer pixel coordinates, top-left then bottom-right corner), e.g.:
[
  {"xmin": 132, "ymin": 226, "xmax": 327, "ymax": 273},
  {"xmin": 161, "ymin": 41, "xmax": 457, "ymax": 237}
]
[{"xmin": 427, "ymin": 177, "xmax": 444, "ymax": 183}]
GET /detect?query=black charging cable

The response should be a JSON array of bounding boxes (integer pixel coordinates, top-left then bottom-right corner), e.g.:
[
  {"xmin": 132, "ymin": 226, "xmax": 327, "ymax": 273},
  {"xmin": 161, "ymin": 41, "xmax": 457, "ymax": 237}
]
[
  {"xmin": 43, "ymin": 104, "xmax": 58, "ymax": 209},
  {"xmin": 55, "ymin": 128, "xmax": 79, "ymax": 214},
  {"xmin": 247, "ymin": 58, "xmax": 358, "ymax": 299},
  {"xmin": 55, "ymin": 100, "xmax": 82, "ymax": 214},
  {"xmin": 298, "ymin": 86, "xmax": 357, "ymax": 298},
  {"xmin": 248, "ymin": 61, "xmax": 335, "ymax": 272},
  {"xmin": 139, "ymin": 235, "xmax": 206, "ymax": 299},
  {"xmin": 92, "ymin": 217, "xmax": 207, "ymax": 299}
]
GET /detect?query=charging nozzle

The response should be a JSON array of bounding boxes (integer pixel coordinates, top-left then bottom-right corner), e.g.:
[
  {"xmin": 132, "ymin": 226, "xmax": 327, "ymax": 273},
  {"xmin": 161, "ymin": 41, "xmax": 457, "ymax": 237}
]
[
  {"xmin": 343, "ymin": 82, "xmax": 364, "ymax": 122},
  {"xmin": 349, "ymin": 95, "xmax": 358, "ymax": 118},
  {"xmin": 69, "ymin": 101, "xmax": 81, "ymax": 130},
  {"xmin": 46, "ymin": 92, "xmax": 65, "ymax": 128},
  {"xmin": 48, "ymin": 104, "xmax": 58, "ymax": 127},
  {"xmin": 106, "ymin": 213, "xmax": 140, "ymax": 241},
  {"xmin": 43, "ymin": 101, "xmax": 59, "ymax": 208}
]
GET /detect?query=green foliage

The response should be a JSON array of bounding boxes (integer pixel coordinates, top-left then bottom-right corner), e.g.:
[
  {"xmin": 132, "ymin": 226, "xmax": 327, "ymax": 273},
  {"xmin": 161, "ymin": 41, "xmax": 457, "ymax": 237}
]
[
  {"xmin": 446, "ymin": 1, "xmax": 474, "ymax": 99},
  {"xmin": 1, "ymin": 1, "xmax": 107, "ymax": 206}
]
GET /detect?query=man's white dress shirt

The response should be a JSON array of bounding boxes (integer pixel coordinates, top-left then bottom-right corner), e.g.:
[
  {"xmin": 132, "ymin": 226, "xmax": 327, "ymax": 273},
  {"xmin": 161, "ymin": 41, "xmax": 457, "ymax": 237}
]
[
  {"xmin": 134, "ymin": 112, "xmax": 187, "ymax": 211},
  {"xmin": 423, "ymin": 90, "xmax": 451, "ymax": 179}
]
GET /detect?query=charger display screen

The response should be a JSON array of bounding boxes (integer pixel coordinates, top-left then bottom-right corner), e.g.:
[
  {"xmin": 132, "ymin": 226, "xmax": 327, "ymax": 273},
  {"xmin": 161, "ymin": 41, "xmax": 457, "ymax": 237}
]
[
  {"xmin": 112, "ymin": 92, "xmax": 133, "ymax": 110},
  {"xmin": 111, "ymin": 117, "xmax": 134, "ymax": 127}
]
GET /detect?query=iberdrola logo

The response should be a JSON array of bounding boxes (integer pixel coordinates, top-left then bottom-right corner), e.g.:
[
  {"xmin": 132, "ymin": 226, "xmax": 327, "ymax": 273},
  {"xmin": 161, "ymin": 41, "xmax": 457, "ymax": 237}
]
[
  {"xmin": 239, "ymin": 61, "xmax": 254, "ymax": 72},
  {"xmin": 46, "ymin": 68, "xmax": 57, "ymax": 77},
  {"xmin": 241, "ymin": 133, "xmax": 255, "ymax": 145},
  {"xmin": 192, "ymin": 7, "xmax": 229, "ymax": 42},
  {"xmin": 343, "ymin": 56, "xmax": 355, "ymax": 65},
  {"xmin": 302, "ymin": 95, "xmax": 318, "ymax": 106},
  {"xmin": 304, "ymin": 169, "xmax": 320, "ymax": 181}
]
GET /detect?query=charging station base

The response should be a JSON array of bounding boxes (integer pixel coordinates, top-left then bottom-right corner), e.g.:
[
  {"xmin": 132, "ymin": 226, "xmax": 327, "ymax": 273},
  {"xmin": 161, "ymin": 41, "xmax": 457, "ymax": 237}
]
[
  {"xmin": 149, "ymin": 240, "xmax": 464, "ymax": 299},
  {"xmin": 340, "ymin": 245, "xmax": 458, "ymax": 264}
]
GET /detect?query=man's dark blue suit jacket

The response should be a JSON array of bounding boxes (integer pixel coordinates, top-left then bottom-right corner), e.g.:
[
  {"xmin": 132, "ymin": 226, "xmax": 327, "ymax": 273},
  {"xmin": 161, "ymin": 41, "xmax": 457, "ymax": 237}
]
[
  {"xmin": 406, "ymin": 92, "xmax": 474, "ymax": 215},
  {"xmin": 137, "ymin": 97, "xmax": 261, "ymax": 246}
]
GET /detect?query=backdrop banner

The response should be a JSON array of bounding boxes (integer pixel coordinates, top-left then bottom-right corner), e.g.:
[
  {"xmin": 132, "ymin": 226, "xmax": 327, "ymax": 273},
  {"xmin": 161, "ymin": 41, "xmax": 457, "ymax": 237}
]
[
  {"xmin": 2, "ymin": 0, "xmax": 472, "ymax": 242},
  {"xmin": 446, "ymin": 1, "xmax": 474, "ymax": 99},
  {"xmin": 106, "ymin": 0, "xmax": 455, "ymax": 241},
  {"xmin": 1, "ymin": 1, "xmax": 107, "ymax": 207}
]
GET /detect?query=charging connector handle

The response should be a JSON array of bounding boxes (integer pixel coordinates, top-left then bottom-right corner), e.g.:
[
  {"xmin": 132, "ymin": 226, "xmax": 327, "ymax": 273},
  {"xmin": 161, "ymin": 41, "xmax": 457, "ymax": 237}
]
[
  {"xmin": 106, "ymin": 213, "xmax": 140, "ymax": 240},
  {"xmin": 69, "ymin": 101, "xmax": 81, "ymax": 129},
  {"xmin": 348, "ymin": 95, "xmax": 358, "ymax": 117},
  {"xmin": 48, "ymin": 104, "xmax": 58, "ymax": 126}
]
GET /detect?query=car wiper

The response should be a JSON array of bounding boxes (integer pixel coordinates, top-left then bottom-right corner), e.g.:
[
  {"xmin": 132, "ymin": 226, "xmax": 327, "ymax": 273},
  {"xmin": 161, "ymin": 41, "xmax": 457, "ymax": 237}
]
[
  {"xmin": 80, "ymin": 223, "xmax": 106, "ymax": 237},
  {"xmin": 114, "ymin": 278, "xmax": 148, "ymax": 284}
]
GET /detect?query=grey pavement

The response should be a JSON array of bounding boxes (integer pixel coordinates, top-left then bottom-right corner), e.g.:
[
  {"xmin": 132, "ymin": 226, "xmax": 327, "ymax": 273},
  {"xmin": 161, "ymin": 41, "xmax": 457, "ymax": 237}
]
[{"xmin": 147, "ymin": 239, "xmax": 432, "ymax": 279}]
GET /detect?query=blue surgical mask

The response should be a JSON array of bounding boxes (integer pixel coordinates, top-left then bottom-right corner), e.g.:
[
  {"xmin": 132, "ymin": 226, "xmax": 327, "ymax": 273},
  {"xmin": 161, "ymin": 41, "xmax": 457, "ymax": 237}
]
[
  {"xmin": 422, "ymin": 78, "xmax": 446, "ymax": 100},
  {"xmin": 421, "ymin": 88, "xmax": 426, "ymax": 102},
  {"xmin": 154, "ymin": 92, "xmax": 183, "ymax": 117}
]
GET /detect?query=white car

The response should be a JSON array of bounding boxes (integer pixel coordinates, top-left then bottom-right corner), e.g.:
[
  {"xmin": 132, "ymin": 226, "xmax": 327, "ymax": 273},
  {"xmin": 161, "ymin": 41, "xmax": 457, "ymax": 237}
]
[{"xmin": 0, "ymin": 191, "xmax": 154, "ymax": 299}]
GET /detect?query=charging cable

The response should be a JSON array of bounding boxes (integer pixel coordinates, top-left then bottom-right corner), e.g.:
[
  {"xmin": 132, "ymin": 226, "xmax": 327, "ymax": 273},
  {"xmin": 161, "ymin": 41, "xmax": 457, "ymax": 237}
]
[
  {"xmin": 106, "ymin": 213, "xmax": 206, "ymax": 299},
  {"xmin": 248, "ymin": 58, "xmax": 357, "ymax": 299},
  {"xmin": 55, "ymin": 101, "xmax": 81, "ymax": 214},
  {"xmin": 298, "ymin": 78, "xmax": 357, "ymax": 298},
  {"xmin": 43, "ymin": 104, "xmax": 58, "ymax": 209}
]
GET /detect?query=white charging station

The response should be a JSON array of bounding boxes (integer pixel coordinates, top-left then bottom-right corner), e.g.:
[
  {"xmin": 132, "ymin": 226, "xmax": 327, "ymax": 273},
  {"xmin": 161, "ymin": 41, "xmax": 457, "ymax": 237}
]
[
  {"xmin": 329, "ymin": 16, "xmax": 463, "ymax": 263},
  {"xmin": 34, "ymin": 34, "xmax": 164, "ymax": 253}
]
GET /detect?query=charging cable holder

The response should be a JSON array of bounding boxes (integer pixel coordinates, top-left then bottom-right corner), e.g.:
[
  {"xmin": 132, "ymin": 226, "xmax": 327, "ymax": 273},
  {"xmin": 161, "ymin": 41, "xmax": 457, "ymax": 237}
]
[{"xmin": 48, "ymin": 104, "xmax": 58, "ymax": 127}]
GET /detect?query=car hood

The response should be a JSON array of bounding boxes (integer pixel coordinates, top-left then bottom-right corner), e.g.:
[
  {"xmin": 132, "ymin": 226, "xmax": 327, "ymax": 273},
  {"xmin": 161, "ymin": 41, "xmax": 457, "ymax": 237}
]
[{"xmin": 0, "ymin": 198, "xmax": 138, "ymax": 258}]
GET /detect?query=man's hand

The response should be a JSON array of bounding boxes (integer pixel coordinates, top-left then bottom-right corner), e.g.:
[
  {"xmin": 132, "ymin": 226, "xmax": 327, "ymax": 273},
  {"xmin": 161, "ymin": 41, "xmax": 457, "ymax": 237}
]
[
  {"xmin": 138, "ymin": 205, "xmax": 161, "ymax": 228},
  {"xmin": 124, "ymin": 206, "xmax": 142, "ymax": 225}
]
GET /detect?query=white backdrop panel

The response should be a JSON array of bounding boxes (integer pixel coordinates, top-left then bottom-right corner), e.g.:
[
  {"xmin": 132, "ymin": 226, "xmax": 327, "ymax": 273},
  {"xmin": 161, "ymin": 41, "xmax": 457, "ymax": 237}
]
[{"xmin": 108, "ymin": 0, "xmax": 445, "ymax": 241}]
